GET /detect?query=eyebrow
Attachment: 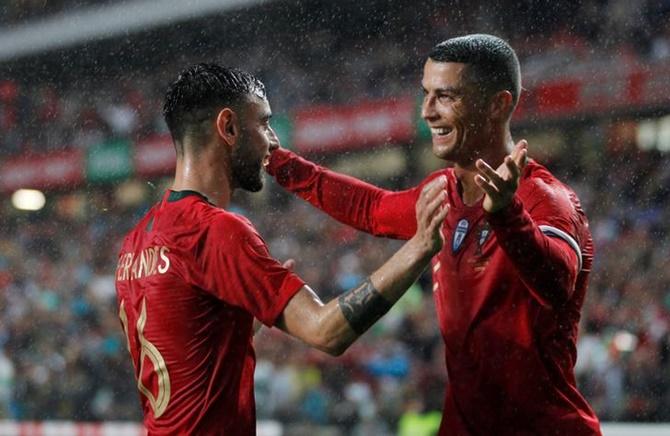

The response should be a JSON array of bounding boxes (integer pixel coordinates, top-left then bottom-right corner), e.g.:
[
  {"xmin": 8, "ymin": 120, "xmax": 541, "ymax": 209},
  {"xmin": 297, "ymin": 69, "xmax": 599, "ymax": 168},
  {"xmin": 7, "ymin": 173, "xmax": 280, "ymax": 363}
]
[
  {"xmin": 421, "ymin": 86, "xmax": 463, "ymax": 94},
  {"xmin": 434, "ymin": 86, "xmax": 462, "ymax": 94}
]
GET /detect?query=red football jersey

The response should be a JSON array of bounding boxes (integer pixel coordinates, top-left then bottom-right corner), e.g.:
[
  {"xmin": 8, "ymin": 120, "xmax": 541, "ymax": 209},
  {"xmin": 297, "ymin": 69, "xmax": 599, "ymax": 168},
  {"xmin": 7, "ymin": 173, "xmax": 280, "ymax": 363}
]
[
  {"xmin": 269, "ymin": 149, "xmax": 601, "ymax": 435},
  {"xmin": 115, "ymin": 190, "xmax": 304, "ymax": 435}
]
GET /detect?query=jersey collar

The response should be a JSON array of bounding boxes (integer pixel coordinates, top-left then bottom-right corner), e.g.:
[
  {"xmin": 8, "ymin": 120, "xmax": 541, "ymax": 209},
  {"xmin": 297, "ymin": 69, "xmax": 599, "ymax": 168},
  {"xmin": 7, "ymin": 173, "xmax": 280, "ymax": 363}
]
[{"xmin": 167, "ymin": 189, "xmax": 213, "ymax": 205}]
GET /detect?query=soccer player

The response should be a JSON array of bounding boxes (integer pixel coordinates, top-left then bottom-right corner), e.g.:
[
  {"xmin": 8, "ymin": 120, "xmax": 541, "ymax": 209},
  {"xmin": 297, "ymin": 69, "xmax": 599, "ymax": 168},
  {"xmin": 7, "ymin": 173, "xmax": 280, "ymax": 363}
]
[
  {"xmin": 267, "ymin": 34, "xmax": 601, "ymax": 435},
  {"xmin": 114, "ymin": 63, "xmax": 448, "ymax": 435}
]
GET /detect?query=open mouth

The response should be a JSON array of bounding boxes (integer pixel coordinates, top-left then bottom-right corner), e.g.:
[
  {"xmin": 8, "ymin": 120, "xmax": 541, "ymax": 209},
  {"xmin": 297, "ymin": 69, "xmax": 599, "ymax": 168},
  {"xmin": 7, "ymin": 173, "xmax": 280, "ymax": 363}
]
[
  {"xmin": 431, "ymin": 127, "xmax": 453, "ymax": 137},
  {"xmin": 262, "ymin": 155, "xmax": 270, "ymax": 168}
]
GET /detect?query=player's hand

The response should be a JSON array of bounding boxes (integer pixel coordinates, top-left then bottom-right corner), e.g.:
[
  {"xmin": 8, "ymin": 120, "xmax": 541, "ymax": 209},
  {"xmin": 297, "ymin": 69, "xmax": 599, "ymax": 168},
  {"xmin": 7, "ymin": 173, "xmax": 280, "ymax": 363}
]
[
  {"xmin": 474, "ymin": 139, "xmax": 528, "ymax": 213},
  {"xmin": 413, "ymin": 176, "xmax": 449, "ymax": 256},
  {"xmin": 264, "ymin": 127, "xmax": 283, "ymax": 174},
  {"xmin": 282, "ymin": 259, "xmax": 296, "ymax": 270}
]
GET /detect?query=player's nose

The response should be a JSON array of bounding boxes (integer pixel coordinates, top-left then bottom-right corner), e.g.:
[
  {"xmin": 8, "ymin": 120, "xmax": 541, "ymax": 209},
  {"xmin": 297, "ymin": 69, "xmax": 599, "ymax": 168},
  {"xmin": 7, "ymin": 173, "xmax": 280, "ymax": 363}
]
[{"xmin": 421, "ymin": 96, "xmax": 438, "ymax": 121}]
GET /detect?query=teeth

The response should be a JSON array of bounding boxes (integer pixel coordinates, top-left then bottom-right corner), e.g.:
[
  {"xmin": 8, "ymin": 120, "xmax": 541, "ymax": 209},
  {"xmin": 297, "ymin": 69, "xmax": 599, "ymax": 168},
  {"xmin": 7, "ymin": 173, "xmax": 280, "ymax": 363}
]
[{"xmin": 431, "ymin": 127, "xmax": 452, "ymax": 135}]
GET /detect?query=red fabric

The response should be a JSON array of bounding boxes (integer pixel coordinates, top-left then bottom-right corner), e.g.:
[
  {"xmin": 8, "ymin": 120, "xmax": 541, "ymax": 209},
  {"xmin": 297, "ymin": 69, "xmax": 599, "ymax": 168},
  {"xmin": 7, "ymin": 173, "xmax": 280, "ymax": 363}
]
[
  {"xmin": 268, "ymin": 147, "xmax": 442, "ymax": 239},
  {"xmin": 268, "ymin": 149, "xmax": 600, "ymax": 435},
  {"xmin": 115, "ymin": 191, "xmax": 304, "ymax": 435}
]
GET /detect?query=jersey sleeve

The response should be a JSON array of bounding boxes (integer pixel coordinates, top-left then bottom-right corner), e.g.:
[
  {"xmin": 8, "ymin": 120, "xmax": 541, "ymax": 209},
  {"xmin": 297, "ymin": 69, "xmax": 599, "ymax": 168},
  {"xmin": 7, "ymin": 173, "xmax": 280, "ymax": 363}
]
[
  {"xmin": 268, "ymin": 147, "xmax": 436, "ymax": 240},
  {"xmin": 203, "ymin": 215, "xmax": 305, "ymax": 326},
  {"xmin": 486, "ymin": 172, "xmax": 583, "ymax": 308}
]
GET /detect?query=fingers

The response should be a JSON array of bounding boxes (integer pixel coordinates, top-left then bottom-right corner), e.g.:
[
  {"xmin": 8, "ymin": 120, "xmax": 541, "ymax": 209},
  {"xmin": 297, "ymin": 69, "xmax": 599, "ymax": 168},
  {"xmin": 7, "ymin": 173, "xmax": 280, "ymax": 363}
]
[
  {"xmin": 416, "ymin": 175, "xmax": 447, "ymax": 229},
  {"xmin": 511, "ymin": 139, "xmax": 528, "ymax": 169},
  {"xmin": 504, "ymin": 155, "xmax": 519, "ymax": 180},
  {"xmin": 475, "ymin": 159, "xmax": 504, "ymax": 186},
  {"xmin": 516, "ymin": 147, "xmax": 528, "ymax": 171},
  {"xmin": 429, "ymin": 203, "xmax": 449, "ymax": 233},
  {"xmin": 282, "ymin": 259, "xmax": 296, "ymax": 270},
  {"xmin": 417, "ymin": 176, "xmax": 447, "ymax": 212},
  {"xmin": 421, "ymin": 190, "xmax": 446, "ymax": 228},
  {"xmin": 474, "ymin": 173, "xmax": 499, "ymax": 198},
  {"xmin": 414, "ymin": 176, "xmax": 450, "ymax": 252},
  {"xmin": 421, "ymin": 175, "xmax": 447, "ymax": 198},
  {"xmin": 427, "ymin": 186, "xmax": 447, "ymax": 213}
]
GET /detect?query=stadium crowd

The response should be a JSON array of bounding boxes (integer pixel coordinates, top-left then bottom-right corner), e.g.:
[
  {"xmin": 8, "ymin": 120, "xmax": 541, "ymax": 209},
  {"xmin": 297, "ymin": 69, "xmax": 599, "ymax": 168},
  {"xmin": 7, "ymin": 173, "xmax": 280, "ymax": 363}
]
[
  {"xmin": 2, "ymin": 0, "xmax": 670, "ymax": 156},
  {"xmin": 0, "ymin": 128, "xmax": 669, "ymax": 431},
  {"xmin": 1, "ymin": 0, "xmax": 670, "ymax": 433}
]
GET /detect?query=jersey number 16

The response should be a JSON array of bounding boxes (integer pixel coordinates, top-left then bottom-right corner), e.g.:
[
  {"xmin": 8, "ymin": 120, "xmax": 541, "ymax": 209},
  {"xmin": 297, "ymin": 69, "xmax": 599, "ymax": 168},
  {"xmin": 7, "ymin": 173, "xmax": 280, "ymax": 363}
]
[{"xmin": 119, "ymin": 298, "xmax": 171, "ymax": 418}]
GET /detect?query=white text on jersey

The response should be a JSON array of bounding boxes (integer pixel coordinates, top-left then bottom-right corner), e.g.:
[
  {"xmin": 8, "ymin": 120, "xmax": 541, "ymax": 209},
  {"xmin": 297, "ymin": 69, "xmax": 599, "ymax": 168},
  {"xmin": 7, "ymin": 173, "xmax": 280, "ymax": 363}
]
[{"xmin": 116, "ymin": 246, "xmax": 171, "ymax": 281}]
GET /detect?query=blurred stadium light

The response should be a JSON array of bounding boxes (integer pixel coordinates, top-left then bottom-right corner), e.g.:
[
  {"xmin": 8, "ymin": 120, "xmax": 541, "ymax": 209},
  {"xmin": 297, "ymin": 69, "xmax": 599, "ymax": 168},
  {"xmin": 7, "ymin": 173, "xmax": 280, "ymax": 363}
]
[{"xmin": 0, "ymin": 0, "xmax": 272, "ymax": 61}]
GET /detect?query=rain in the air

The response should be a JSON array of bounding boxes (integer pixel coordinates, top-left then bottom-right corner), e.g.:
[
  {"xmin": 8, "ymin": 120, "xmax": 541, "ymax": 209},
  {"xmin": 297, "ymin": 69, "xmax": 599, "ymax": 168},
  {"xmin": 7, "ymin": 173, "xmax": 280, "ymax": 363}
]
[{"xmin": 0, "ymin": 1, "xmax": 668, "ymax": 435}]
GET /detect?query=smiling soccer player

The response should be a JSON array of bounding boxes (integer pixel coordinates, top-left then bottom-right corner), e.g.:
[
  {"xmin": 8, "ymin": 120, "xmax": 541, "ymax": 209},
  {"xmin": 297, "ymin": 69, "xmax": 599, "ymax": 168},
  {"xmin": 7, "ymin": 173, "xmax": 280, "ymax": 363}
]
[
  {"xmin": 267, "ymin": 35, "xmax": 601, "ymax": 435},
  {"xmin": 115, "ymin": 63, "xmax": 448, "ymax": 435}
]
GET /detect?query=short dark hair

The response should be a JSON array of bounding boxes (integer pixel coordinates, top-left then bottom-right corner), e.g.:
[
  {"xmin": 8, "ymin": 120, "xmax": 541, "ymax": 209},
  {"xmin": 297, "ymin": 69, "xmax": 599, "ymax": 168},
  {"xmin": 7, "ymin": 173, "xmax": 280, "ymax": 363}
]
[
  {"xmin": 429, "ymin": 34, "xmax": 521, "ymax": 106},
  {"xmin": 163, "ymin": 63, "xmax": 266, "ymax": 152}
]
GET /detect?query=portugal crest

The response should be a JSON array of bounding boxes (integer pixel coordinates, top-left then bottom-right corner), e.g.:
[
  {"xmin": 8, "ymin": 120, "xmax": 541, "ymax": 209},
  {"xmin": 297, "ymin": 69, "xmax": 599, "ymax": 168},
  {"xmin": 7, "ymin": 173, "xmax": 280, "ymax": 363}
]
[{"xmin": 452, "ymin": 219, "xmax": 469, "ymax": 253}]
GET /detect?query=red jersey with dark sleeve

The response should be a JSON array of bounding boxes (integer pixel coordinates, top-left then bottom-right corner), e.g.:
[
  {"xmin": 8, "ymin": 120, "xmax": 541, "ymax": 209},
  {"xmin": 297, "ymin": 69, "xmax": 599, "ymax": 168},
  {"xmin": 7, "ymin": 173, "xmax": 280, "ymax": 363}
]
[
  {"xmin": 114, "ymin": 190, "xmax": 304, "ymax": 435},
  {"xmin": 268, "ymin": 149, "xmax": 600, "ymax": 435}
]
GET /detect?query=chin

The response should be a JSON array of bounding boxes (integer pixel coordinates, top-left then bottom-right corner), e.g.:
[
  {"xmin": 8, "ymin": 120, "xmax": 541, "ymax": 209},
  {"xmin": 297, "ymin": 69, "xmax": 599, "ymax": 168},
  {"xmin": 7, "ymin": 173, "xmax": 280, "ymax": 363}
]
[
  {"xmin": 432, "ymin": 144, "xmax": 456, "ymax": 161},
  {"xmin": 245, "ymin": 172, "xmax": 265, "ymax": 192},
  {"xmin": 233, "ymin": 164, "xmax": 265, "ymax": 192}
]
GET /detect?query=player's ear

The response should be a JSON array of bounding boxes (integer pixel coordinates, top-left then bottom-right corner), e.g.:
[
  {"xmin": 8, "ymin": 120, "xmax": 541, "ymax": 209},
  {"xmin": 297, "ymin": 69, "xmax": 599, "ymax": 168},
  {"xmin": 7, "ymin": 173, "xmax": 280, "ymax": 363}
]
[
  {"xmin": 215, "ymin": 108, "xmax": 239, "ymax": 147},
  {"xmin": 489, "ymin": 90, "xmax": 514, "ymax": 121}
]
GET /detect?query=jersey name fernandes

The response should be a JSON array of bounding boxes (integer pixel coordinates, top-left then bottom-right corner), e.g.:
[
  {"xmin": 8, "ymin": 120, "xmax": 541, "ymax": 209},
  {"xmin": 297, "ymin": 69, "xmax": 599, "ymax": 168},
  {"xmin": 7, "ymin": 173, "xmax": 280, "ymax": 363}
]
[{"xmin": 116, "ymin": 246, "xmax": 171, "ymax": 281}]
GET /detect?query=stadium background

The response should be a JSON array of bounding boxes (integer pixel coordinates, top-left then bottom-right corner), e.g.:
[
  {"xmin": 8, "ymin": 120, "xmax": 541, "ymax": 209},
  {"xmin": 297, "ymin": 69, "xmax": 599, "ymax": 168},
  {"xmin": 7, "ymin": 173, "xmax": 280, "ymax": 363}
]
[{"xmin": 1, "ymin": 0, "xmax": 670, "ymax": 435}]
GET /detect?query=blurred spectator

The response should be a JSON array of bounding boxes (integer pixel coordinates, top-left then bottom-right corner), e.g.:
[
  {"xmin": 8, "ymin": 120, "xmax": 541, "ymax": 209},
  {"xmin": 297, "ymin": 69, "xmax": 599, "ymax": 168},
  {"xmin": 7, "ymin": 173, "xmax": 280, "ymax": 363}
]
[{"xmin": 0, "ymin": 0, "xmax": 669, "ymax": 431}]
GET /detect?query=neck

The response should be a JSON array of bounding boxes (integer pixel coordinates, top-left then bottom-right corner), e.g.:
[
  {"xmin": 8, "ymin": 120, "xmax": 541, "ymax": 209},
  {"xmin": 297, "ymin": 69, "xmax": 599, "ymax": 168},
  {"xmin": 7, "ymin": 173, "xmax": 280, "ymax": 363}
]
[
  {"xmin": 454, "ymin": 128, "xmax": 514, "ymax": 206},
  {"xmin": 171, "ymin": 143, "xmax": 232, "ymax": 208}
]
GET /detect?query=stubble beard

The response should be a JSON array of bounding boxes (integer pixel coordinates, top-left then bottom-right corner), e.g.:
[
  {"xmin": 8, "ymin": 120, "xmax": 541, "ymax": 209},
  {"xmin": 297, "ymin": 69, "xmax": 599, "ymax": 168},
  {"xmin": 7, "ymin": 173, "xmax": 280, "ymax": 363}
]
[{"xmin": 231, "ymin": 140, "xmax": 264, "ymax": 193}]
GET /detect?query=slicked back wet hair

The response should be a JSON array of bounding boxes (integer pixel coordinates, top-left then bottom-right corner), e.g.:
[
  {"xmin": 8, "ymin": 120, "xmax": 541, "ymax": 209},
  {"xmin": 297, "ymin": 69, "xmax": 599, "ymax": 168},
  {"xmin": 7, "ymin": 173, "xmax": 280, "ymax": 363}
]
[
  {"xmin": 429, "ymin": 34, "xmax": 521, "ymax": 108},
  {"xmin": 163, "ymin": 63, "xmax": 266, "ymax": 155}
]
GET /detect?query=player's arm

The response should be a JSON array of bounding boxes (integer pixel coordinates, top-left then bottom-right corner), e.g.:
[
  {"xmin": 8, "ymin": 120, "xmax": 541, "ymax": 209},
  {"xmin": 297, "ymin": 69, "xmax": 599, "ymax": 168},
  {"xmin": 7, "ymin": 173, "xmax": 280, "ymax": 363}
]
[
  {"xmin": 267, "ymin": 147, "xmax": 431, "ymax": 240},
  {"xmin": 474, "ymin": 141, "xmax": 580, "ymax": 308},
  {"xmin": 275, "ymin": 176, "xmax": 448, "ymax": 356}
]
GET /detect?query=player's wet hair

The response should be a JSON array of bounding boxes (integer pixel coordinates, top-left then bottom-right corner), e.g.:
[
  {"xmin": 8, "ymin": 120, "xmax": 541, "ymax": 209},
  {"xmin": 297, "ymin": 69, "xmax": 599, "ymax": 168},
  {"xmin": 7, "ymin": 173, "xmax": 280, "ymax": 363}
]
[
  {"xmin": 429, "ymin": 34, "xmax": 521, "ymax": 108},
  {"xmin": 163, "ymin": 63, "xmax": 266, "ymax": 154}
]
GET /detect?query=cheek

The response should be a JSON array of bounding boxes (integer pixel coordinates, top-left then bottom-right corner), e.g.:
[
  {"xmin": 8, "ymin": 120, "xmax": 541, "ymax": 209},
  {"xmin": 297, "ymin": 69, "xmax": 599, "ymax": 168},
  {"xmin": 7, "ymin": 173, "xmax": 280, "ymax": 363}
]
[
  {"xmin": 251, "ymin": 130, "xmax": 267, "ymax": 147},
  {"xmin": 434, "ymin": 103, "xmax": 455, "ymax": 123},
  {"xmin": 450, "ymin": 105, "xmax": 468, "ymax": 129}
]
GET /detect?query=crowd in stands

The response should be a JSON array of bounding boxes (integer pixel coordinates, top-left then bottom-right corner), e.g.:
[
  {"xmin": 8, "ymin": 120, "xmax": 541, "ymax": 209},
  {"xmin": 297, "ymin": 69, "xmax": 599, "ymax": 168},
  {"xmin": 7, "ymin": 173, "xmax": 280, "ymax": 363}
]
[
  {"xmin": 2, "ymin": 0, "xmax": 670, "ymax": 157},
  {"xmin": 0, "ymin": 128, "xmax": 669, "ymax": 431},
  {"xmin": 1, "ymin": 0, "xmax": 670, "ymax": 433}
]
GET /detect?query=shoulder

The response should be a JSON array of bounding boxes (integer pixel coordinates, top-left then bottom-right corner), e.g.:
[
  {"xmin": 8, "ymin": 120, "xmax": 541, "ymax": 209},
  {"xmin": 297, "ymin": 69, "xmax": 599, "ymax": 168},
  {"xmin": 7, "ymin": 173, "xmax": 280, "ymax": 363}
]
[
  {"xmin": 206, "ymin": 209, "xmax": 264, "ymax": 247},
  {"xmin": 517, "ymin": 161, "xmax": 578, "ymax": 213},
  {"xmin": 518, "ymin": 160, "xmax": 591, "ymax": 240}
]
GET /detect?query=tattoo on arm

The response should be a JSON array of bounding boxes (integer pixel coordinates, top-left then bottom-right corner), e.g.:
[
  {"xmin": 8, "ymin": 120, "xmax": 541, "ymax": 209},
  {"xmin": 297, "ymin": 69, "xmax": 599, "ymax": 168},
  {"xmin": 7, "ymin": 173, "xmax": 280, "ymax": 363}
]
[{"xmin": 338, "ymin": 278, "xmax": 393, "ymax": 335}]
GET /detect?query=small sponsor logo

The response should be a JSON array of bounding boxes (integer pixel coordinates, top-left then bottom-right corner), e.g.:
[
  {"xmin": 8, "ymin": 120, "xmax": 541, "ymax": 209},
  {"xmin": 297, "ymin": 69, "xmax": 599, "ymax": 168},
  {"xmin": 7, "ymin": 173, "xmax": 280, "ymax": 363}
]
[
  {"xmin": 452, "ymin": 219, "xmax": 469, "ymax": 253},
  {"xmin": 478, "ymin": 223, "xmax": 491, "ymax": 247}
]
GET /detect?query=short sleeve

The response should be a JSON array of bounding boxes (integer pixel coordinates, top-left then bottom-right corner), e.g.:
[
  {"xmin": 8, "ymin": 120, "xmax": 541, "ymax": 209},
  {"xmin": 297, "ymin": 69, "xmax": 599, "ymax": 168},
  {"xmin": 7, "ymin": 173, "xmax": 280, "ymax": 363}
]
[{"xmin": 203, "ymin": 214, "xmax": 305, "ymax": 326}]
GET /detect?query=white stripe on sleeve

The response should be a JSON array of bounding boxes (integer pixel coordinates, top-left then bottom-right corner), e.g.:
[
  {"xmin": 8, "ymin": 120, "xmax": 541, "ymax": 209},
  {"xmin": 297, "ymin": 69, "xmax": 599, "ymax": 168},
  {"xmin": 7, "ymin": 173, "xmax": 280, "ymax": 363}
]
[{"xmin": 538, "ymin": 225, "xmax": 583, "ymax": 272}]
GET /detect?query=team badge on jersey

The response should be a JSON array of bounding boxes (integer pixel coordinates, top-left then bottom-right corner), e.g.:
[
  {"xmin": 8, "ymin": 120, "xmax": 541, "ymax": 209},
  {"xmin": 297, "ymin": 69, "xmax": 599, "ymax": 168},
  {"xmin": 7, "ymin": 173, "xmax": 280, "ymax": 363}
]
[{"xmin": 452, "ymin": 219, "xmax": 469, "ymax": 253}]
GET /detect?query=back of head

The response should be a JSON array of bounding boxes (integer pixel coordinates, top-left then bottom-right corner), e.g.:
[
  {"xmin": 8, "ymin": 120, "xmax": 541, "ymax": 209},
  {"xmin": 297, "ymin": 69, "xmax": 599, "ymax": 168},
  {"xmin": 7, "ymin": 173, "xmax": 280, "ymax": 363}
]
[
  {"xmin": 163, "ymin": 63, "xmax": 266, "ymax": 154},
  {"xmin": 429, "ymin": 34, "xmax": 521, "ymax": 108}
]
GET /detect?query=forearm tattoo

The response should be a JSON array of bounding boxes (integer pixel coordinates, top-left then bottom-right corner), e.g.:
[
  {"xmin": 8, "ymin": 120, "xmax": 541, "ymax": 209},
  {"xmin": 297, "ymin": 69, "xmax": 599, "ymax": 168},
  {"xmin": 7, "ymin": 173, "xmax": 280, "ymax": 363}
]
[{"xmin": 338, "ymin": 278, "xmax": 393, "ymax": 335}]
